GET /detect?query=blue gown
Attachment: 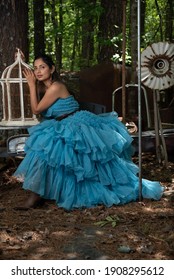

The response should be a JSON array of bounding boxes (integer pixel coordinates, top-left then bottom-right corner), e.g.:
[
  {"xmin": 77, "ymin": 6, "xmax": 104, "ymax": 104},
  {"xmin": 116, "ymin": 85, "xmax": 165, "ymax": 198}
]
[{"xmin": 13, "ymin": 95, "xmax": 163, "ymax": 210}]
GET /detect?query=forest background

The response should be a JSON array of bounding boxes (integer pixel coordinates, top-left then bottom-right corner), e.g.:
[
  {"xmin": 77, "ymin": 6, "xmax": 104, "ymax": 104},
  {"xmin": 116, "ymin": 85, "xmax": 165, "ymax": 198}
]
[
  {"xmin": 0, "ymin": 0, "xmax": 174, "ymax": 261},
  {"xmin": 0, "ymin": 0, "xmax": 173, "ymax": 80}
]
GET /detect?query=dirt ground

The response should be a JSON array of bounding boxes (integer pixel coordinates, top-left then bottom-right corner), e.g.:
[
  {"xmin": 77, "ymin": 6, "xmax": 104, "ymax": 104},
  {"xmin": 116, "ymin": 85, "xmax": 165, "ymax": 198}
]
[{"xmin": 0, "ymin": 153, "xmax": 174, "ymax": 260}]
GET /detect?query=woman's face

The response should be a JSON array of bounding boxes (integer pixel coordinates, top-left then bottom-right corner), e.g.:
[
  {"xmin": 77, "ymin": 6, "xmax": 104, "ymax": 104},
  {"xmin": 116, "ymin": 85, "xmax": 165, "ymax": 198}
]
[{"xmin": 33, "ymin": 58, "xmax": 53, "ymax": 82}]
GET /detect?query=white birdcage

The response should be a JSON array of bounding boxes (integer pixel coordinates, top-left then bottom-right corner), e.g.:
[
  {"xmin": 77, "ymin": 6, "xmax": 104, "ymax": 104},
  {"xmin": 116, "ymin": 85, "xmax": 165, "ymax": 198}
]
[{"xmin": 0, "ymin": 48, "xmax": 39, "ymax": 126}]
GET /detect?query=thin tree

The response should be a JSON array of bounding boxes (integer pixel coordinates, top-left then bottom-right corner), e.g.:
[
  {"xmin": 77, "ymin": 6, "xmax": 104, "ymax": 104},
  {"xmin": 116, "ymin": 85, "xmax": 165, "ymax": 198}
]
[
  {"xmin": 165, "ymin": 0, "xmax": 174, "ymax": 42},
  {"xmin": 70, "ymin": 8, "xmax": 80, "ymax": 71},
  {"xmin": 98, "ymin": 0, "xmax": 123, "ymax": 63},
  {"xmin": 130, "ymin": 0, "xmax": 146, "ymax": 83},
  {"xmin": 81, "ymin": 0, "xmax": 97, "ymax": 68},
  {"xmin": 49, "ymin": 0, "xmax": 63, "ymax": 72},
  {"xmin": 33, "ymin": 0, "xmax": 45, "ymax": 56},
  {"xmin": 154, "ymin": 0, "xmax": 163, "ymax": 41}
]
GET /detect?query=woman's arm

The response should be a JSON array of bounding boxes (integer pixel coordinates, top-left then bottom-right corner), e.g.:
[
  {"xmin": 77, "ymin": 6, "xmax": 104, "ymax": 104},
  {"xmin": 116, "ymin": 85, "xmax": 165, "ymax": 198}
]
[
  {"xmin": 23, "ymin": 68, "xmax": 67, "ymax": 114},
  {"xmin": 34, "ymin": 83, "xmax": 64, "ymax": 114},
  {"xmin": 23, "ymin": 69, "xmax": 38, "ymax": 114}
]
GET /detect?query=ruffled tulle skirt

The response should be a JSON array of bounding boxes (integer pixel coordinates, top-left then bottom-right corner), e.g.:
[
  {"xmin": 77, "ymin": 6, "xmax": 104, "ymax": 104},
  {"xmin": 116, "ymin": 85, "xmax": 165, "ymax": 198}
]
[{"xmin": 13, "ymin": 111, "xmax": 163, "ymax": 210}]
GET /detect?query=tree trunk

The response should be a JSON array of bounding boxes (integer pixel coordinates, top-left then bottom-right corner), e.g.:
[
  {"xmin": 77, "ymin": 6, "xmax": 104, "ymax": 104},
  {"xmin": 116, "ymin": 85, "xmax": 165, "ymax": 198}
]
[
  {"xmin": 33, "ymin": 0, "xmax": 45, "ymax": 56},
  {"xmin": 0, "ymin": 0, "xmax": 29, "ymax": 75},
  {"xmin": 0, "ymin": 0, "xmax": 29, "ymax": 139},
  {"xmin": 98, "ymin": 0, "xmax": 123, "ymax": 63},
  {"xmin": 70, "ymin": 9, "xmax": 79, "ymax": 71},
  {"xmin": 130, "ymin": 0, "xmax": 138, "ymax": 83},
  {"xmin": 140, "ymin": 0, "xmax": 146, "ymax": 46},
  {"xmin": 58, "ymin": 0, "xmax": 63, "ymax": 69},
  {"xmin": 130, "ymin": 0, "xmax": 146, "ymax": 83},
  {"xmin": 154, "ymin": 0, "xmax": 163, "ymax": 41},
  {"xmin": 165, "ymin": 0, "xmax": 174, "ymax": 42},
  {"xmin": 81, "ymin": 0, "xmax": 96, "ymax": 68}
]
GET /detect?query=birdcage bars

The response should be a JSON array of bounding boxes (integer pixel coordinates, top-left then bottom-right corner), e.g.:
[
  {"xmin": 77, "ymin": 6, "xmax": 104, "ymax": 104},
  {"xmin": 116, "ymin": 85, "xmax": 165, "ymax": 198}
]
[{"xmin": 0, "ymin": 49, "xmax": 39, "ymax": 126}]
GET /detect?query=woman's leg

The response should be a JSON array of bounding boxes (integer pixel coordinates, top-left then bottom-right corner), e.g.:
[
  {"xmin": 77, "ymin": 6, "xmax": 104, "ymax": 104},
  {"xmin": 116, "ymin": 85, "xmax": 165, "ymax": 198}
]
[{"xmin": 14, "ymin": 191, "xmax": 44, "ymax": 210}]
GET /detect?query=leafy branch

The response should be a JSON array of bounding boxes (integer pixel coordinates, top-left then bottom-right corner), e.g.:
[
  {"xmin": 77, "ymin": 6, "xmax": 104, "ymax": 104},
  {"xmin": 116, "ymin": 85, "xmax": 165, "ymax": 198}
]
[{"xmin": 94, "ymin": 215, "xmax": 120, "ymax": 228}]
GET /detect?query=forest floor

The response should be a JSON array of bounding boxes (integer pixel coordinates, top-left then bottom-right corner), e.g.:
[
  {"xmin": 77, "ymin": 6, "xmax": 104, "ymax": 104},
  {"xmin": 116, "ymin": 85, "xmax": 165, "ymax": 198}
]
[{"xmin": 0, "ymin": 153, "xmax": 174, "ymax": 260}]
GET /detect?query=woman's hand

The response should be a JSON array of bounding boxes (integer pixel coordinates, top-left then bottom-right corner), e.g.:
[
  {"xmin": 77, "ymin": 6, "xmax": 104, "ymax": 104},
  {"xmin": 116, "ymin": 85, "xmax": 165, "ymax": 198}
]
[{"xmin": 23, "ymin": 68, "xmax": 36, "ymax": 89}]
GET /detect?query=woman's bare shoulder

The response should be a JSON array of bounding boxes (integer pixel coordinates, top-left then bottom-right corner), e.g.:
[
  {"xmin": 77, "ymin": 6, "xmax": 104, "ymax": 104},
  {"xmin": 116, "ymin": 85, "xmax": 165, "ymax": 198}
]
[
  {"xmin": 50, "ymin": 81, "xmax": 62, "ymax": 89},
  {"xmin": 48, "ymin": 81, "xmax": 69, "ymax": 98}
]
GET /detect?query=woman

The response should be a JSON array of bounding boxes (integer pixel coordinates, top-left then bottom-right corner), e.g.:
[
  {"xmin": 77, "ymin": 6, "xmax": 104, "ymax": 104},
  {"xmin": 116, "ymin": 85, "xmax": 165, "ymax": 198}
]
[{"xmin": 13, "ymin": 53, "xmax": 164, "ymax": 210}]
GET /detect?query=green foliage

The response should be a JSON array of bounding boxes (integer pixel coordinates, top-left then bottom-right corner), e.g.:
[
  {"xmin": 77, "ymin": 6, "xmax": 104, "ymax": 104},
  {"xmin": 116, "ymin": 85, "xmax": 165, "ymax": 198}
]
[
  {"xmin": 144, "ymin": 0, "xmax": 170, "ymax": 44},
  {"xmin": 111, "ymin": 32, "xmax": 131, "ymax": 65},
  {"xmin": 94, "ymin": 215, "xmax": 120, "ymax": 228},
  {"xmin": 112, "ymin": 52, "xmax": 132, "ymax": 66},
  {"xmin": 28, "ymin": 0, "xmax": 173, "ymax": 70}
]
